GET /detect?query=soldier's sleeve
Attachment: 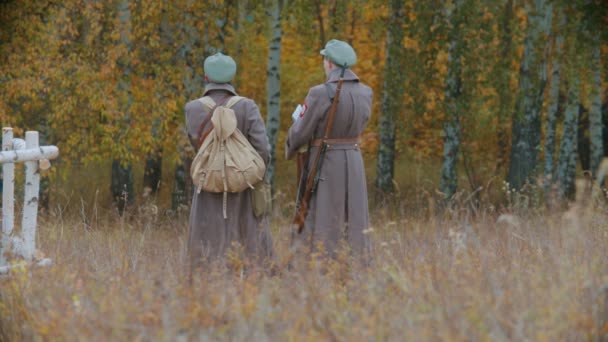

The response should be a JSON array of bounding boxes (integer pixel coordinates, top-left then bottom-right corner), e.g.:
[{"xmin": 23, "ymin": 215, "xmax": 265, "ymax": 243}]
[
  {"xmin": 185, "ymin": 101, "xmax": 198, "ymax": 148},
  {"xmin": 245, "ymin": 100, "xmax": 271, "ymax": 165},
  {"xmin": 285, "ymin": 86, "xmax": 329, "ymax": 160}
]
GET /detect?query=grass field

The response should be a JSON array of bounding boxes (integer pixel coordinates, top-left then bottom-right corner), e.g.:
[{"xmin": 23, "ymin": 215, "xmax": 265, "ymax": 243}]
[
  {"xmin": 1, "ymin": 197, "xmax": 607, "ymax": 340},
  {"xmin": 0, "ymin": 157, "xmax": 607, "ymax": 340}
]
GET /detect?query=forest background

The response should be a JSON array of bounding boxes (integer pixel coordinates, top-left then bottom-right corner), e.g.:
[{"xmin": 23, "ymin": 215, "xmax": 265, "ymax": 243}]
[{"xmin": 1, "ymin": 0, "xmax": 607, "ymax": 214}]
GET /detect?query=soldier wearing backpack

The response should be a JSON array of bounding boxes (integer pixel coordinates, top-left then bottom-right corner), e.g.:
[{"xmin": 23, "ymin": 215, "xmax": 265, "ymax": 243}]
[
  {"xmin": 185, "ymin": 52, "xmax": 273, "ymax": 266},
  {"xmin": 286, "ymin": 39, "xmax": 373, "ymax": 257}
]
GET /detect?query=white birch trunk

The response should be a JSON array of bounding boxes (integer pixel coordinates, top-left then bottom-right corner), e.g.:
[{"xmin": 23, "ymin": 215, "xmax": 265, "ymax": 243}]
[
  {"xmin": 0, "ymin": 146, "xmax": 59, "ymax": 163},
  {"xmin": 439, "ymin": 0, "xmax": 462, "ymax": 202},
  {"xmin": 494, "ymin": 0, "xmax": 514, "ymax": 172},
  {"xmin": 181, "ymin": 0, "xmax": 205, "ymax": 98},
  {"xmin": 112, "ymin": 0, "xmax": 134, "ymax": 213},
  {"xmin": 543, "ymin": 8, "xmax": 564, "ymax": 194},
  {"xmin": 507, "ymin": 0, "xmax": 553, "ymax": 191},
  {"xmin": 19, "ymin": 131, "xmax": 40, "ymax": 260},
  {"xmin": 1, "ymin": 128, "xmax": 58, "ymax": 269},
  {"xmin": 1, "ymin": 128, "xmax": 14, "ymax": 266},
  {"xmin": 556, "ymin": 73, "xmax": 580, "ymax": 200},
  {"xmin": 265, "ymin": 0, "xmax": 283, "ymax": 188},
  {"xmin": 376, "ymin": 0, "xmax": 405, "ymax": 193},
  {"xmin": 589, "ymin": 34, "xmax": 603, "ymax": 177}
]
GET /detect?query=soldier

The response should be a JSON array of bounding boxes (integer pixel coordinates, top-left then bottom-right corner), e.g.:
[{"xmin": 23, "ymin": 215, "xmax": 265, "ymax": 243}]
[
  {"xmin": 185, "ymin": 52, "xmax": 273, "ymax": 266},
  {"xmin": 286, "ymin": 39, "xmax": 373, "ymax": 256}
]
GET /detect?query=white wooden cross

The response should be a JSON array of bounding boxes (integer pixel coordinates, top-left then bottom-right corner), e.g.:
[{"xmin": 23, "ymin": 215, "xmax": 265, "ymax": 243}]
[{"xmin": 0, "ymin": 127, "xmax": 59, "ymax": 274}]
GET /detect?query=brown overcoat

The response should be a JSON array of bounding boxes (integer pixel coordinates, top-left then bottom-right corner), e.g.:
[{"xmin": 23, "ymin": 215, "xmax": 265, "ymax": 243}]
[
  {"xmin": 185, "ymin": 83, "xmax": 273, "ymax": 262},
  {"xmin": 286, "ymin": 68, "xmax": 373, "ymax": 254}
]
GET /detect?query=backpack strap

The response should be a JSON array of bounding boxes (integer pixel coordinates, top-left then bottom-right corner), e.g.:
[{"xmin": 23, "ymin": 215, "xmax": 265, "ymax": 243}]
[
  {"xmin": 196, "ymin": 95, "xmax": 231, "ymax": 149},
  {"xmin": 198, "ymin": 96, "xmax": 217, "ymax": 109},
  {"xmin": 224, "ymin": 96, "xmax": 245, "ymax": 109}
]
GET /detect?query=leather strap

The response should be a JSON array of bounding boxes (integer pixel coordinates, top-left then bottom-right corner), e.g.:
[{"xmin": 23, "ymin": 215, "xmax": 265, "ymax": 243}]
[
  {"xmin": 311, "ymin": 137, "xmax": 359, "ymax": 147},
  {"xmin": 196, "ymin": 95, "xmax": 231, "ymax": 149}
]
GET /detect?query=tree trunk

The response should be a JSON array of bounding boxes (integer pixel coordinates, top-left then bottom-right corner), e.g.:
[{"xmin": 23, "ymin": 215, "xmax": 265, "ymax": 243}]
[
  {"xmin": 543, "ymin": 8, "xmax": 564, "ymax": 195},
  {"xmin": 111, "ymin": 0, "xmax": 134, "ymax": 214},
  {"xmin": 180, "ymin": 2, "xmax": 205, "ymax": 98},
  {"xmin": 589, "ymin": 34, "xmax": 603, "ymax": 177},
  {"xmin": 143, "ymin": 150, "xmax": 162, "ymax": 197},
  {"xmin": 142, "ymin": 4, "xmax": 176, "ymax": 199},
  {"xmin": 216, "ymin": 0, "xmax": 232, "ymax": 52},
  {"xmin": 112, "ymin": 160, "xmax": 134, "ymax": 215},
  {"xmin": 439, "ymin": 0, "xmax": 463, "ymax": 202},
  {"xmin": 265, "ymin": 0, "xmax": 283, "ymax": 191},
  {"xmin": 556, "ymin": 74, "xmax": 580, "ymax": 201},
  {"xmin": 314, "ymin": 0, "xmax": 326, "ymax": 49},
  {"xmin": 172, "ymin": 162, "xmax": 188, "ymax": 211},
  {"xmin": 38, "ymin": 116, "xmax": 50, "ymax": 210},
  {"xmin": 495, "ymin": 0, "xmax": 514, "ymax": 173},
  {"xmin": 174, "ymin": 0, "xmax": 208, "ymax": 208},
  {"xmin": 507, "ymin": 0, "xmax": 553, "ymax": 191},
  {"xmin": 143, "ymin": 0, "xmax": 178, "ymax": 197},
  {"xmin": 375, "ymin": 0, "xmax": 405, "ymax": 193}
]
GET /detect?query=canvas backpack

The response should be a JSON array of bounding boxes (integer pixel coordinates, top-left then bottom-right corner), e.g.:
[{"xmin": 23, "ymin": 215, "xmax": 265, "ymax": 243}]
[{"xmin": 190, "ymin": 95, "xmax": 266, "ymax": 218}]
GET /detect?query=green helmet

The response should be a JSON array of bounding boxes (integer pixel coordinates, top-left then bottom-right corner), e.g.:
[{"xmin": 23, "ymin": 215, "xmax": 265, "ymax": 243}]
[
  {"xmin": 320, "ymin": 39, "xmax": 357, "ymax": 67},
  {"xmin": 204, "ymin": 52, "xmax": 237, "ymax": 83}
]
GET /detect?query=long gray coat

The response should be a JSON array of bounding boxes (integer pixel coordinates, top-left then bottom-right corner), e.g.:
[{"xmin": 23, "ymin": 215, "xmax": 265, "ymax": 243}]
[
  {"xmin": 286, "ymin": 68, "xmax": 373, "ymax": 255},
  {"xmin": 185, "ymin": 83, "xmax": 273, "ymax": 263}
]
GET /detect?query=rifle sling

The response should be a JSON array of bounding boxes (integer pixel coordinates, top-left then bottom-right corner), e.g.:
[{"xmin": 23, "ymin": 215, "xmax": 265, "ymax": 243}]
[{"xmin": 293, "ymin": 68, "xmax": 347, "ymax": 232}]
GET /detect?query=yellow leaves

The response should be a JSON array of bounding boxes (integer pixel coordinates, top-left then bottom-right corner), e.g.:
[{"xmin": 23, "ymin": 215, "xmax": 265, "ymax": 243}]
[
  {"xmin": 435, "ymin": 50, "xmax": 449, "ymax": 74},
  {"xmin": 403, "ymin": 37, "xmax": 419, "ymax": 51},
  {"xmin": 110, "ymin": 29, "xmax": 121, "ymax": 42},
  {"xmin": 360, "ymin": 131, "xmax": 379, "ymax": 154},
  {"xmin": 515, "ymin": 5, "xmax": 528, "ymax": 27},
  {"xmin": 166, "ymin": 99, "xmax": 178, "ymax": 114},
  {"xmin": 424, "ymin": 90, "xmax": 444, "ymax": 112},
  {"xmin": 482, "ymin": 10, "xmax": 493, "ymax": 21},
  {"xmin": 408, "ymin": 9, "xmax": 417, "ymax": 22}
]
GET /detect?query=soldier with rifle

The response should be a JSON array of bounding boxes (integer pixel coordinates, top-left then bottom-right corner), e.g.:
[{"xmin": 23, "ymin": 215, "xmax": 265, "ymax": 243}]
[{"xmin": 286, "ymin": 39, "xmax": 373, "ymax": 256}]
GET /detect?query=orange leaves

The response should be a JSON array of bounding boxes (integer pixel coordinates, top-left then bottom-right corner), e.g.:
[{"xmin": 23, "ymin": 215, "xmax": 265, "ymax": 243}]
[
  {"xmin": 403, "ymin": 37, "xmax": 419, "ymax": 51},
  {"xmin": 360, "ymin": 131, "xmax": 379, "ymax": 154}
]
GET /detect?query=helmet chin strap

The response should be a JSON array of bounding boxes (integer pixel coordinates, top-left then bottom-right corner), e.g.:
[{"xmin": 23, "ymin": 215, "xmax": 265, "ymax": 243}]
[{"xmin": 340, "ymin": 63, "xmax": 347, "ymax": 77}]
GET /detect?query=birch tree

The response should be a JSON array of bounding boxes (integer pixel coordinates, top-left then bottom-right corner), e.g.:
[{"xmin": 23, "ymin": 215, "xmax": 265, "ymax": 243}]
[
  {"xmin": 265, "ymin": 0, "xmax": 284, "ymax": 190},
  {"xmin": 556, "ymin": 73, "xmax": 580, "ymax": 200},
  {"xmin": 494, "ymin": 0, "xmax": 515, "ymax": 173},
  {"xmin": 142, "ymin": 1, "xmax": 174, "ymax": 198},
  {"xmin": 507, "ymin": 0, "xmax": 553, "ymax": 191},
  {"xmin": 375, "ymin": 0, "xmax": 405, "ymax": 193},
  {"xmin": 439, "ymin": 0, "xmax": 463, "ymax": 202},
  {"xmin": 588, "ymin": 31, "xmax": 603, "ymax": 177},
  {"xmin": 111, "ymin": 0, "xmax": 134, "ymax": 213},
  {"xmin": 172, "ymin": 1, "xmax": 218, "ymax": 208},
  {"xmin": 543, "ymin": 7, "xmax": 565, "ymax": 195}
]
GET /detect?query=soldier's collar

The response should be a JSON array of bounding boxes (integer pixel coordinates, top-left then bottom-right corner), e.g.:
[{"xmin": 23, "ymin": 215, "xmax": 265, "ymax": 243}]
[
  {"xmin": 203, "ymin": 82, "xmax": 238, "ymax": 96},
  {"xmin": 326, "ymin": 68, "xmax": 359, "ymax": 83}
]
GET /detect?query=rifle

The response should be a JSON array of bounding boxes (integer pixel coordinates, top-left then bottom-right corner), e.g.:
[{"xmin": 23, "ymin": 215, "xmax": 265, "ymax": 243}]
[{"xmin": 293, "ymin": 65, "xmax": 347, "ymax": 234}]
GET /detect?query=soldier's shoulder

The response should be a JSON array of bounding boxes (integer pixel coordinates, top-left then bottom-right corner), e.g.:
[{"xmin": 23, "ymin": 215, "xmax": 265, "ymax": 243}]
[
  {"xmin": 185, "ymin": 99, "xmax": 203, "ymax": 112},
  {"xmin": 357, "ymin": 81, "xmax": 372, "ymax": 90},
  {"xmin": 234, "ymin": 96, "xmax": 258, "ymax": 108},
  {"xmin": 359, "ymin": 82, "xmax": 373, "ymax": 95},
  {"xmin": 236, "ymin": 96, "xmax": 255, "ymax": 104},
  {"xmin": 308, "ymin": 83, "xmax": 329, "ymax": 97}
]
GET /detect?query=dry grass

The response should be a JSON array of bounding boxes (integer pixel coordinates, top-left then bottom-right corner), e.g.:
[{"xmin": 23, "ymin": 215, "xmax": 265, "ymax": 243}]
[{"xmin": 1, "ymin": 199, "xmax": 607, "ymax": 341}]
